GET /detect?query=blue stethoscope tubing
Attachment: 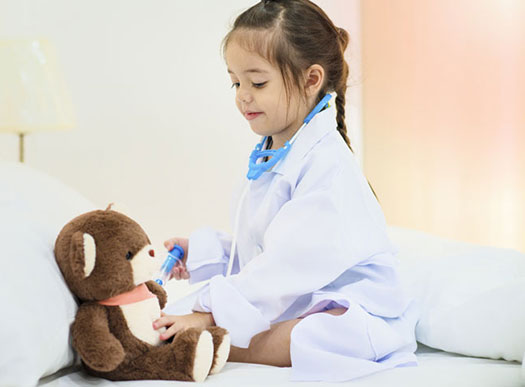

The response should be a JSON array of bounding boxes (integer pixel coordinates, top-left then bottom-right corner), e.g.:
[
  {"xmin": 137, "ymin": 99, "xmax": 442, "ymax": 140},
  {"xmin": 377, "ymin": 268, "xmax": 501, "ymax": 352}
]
[
  {"xmin": 246, "ymin": 93, "xmax": 333, "ymax": 180},
  {"xmin": 225, "ymin": 94, "xmax": 332, "ymax": 277}
]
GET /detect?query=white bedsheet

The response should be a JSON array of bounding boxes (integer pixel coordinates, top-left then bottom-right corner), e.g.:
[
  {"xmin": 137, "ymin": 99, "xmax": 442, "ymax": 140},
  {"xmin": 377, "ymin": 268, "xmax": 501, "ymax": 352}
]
[
  {"xmin": 40, "ymin": 286, "xmax": 523, "ymax": 387},
  {"xmin": 39, "ymin": 345, "xmax": 521, "ymax": 387}
]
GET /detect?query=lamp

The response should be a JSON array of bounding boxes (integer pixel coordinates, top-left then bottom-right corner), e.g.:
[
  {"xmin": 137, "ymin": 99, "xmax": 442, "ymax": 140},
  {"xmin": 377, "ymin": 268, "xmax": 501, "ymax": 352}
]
[{"xmin": 0, "ymin": 39, "xmax": 74, "ymax": 162}]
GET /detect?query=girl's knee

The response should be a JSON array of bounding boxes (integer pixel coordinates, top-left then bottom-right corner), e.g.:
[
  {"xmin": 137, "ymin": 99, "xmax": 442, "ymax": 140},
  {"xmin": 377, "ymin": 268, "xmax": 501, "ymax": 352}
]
[
  {"xmin": 323, "ymin": 307, "xmax": 347, "ymax": 316},
  {"xmin": 228, "ymin": 345, "xmax": 251, "ymax": 363}
]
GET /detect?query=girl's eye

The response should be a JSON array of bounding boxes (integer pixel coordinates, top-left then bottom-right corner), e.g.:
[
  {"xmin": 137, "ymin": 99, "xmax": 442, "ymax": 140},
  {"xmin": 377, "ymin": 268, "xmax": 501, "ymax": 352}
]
[
  {"xmin": 230, "ymin": 81, "xmax": 267, "ymax": 89},
  {"xmin": 126, "ymin": 251, "xmax": 133, "ymax": 260}
]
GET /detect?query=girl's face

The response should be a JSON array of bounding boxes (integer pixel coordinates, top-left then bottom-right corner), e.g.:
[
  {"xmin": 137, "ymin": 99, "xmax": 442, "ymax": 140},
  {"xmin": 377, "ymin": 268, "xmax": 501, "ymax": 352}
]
[{"xmin": 225, "ymin": 39, "xmax": 308, "ymax": 149}]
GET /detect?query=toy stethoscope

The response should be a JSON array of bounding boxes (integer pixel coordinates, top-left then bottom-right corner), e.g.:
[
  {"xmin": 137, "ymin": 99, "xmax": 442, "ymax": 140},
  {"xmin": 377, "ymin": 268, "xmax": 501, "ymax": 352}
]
[{"xmin": 225, "ymin": 93, "xmax": 332, "ymax": 276}]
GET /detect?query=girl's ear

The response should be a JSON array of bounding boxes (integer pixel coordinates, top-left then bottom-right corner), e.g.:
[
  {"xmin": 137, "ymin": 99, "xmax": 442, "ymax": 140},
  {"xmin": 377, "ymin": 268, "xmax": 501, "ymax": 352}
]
[{"xmin": 304, "ymin": 64, "xmax": 325, "ymax": 97}]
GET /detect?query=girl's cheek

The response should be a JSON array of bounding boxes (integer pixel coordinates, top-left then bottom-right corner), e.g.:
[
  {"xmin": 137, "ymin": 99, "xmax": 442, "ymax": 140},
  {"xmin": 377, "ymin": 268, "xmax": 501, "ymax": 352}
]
[{"xmin": 235, "ymin": 99, "xmax": 242, "ymax": 113}]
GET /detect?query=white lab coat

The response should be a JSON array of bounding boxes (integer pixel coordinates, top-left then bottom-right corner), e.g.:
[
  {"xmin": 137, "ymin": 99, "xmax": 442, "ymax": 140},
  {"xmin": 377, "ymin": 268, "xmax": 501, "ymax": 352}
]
[{"xmin": 182, "ymin": 105, "xmax": 418, "ymax": 382}]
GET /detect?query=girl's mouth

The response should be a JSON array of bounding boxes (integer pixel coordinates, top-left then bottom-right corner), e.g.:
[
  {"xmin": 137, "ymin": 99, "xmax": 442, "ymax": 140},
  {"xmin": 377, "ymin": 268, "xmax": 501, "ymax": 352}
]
[{"xmin": 245, "ymin": 112, "xmax": 262, "ymax": 120}]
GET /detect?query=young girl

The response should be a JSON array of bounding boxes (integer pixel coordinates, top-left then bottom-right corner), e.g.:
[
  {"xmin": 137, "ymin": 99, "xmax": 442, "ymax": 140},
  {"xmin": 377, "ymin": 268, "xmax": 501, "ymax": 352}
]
[{"xmin": 153, "ymin": 0, "xmax": 417, "ymax": 382}]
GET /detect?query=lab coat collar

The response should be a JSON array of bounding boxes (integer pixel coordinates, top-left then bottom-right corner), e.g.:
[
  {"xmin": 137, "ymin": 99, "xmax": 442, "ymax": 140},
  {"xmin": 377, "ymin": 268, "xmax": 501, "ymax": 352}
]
[{"xmin": 270, "ymin": 104, "xmax": 337, "ymax": 176}]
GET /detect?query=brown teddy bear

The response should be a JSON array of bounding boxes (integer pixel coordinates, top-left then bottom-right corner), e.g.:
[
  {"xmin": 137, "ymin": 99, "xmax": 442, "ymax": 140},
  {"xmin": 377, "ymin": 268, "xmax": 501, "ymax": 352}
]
[{"xmin": 54, "ymin": 205, "xmax": 230, "ymax": 382}]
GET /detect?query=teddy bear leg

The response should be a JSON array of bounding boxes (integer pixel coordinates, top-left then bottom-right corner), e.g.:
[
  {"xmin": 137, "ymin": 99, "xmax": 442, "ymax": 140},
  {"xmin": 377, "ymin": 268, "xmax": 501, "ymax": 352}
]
[
  {"xmin": 92, "ymin": 344, "xmax": 192, "ymax": 382},
  {"xmin": 170, "ymin": 327, "xmax": 214, "ymax": 382},
  {"xmin": 110, "ymin": 328, "xmax": 213, "ymax": 382},
  {"xmin": 206, "ymin": 326, "xmax": 231, "ymax": 375}
]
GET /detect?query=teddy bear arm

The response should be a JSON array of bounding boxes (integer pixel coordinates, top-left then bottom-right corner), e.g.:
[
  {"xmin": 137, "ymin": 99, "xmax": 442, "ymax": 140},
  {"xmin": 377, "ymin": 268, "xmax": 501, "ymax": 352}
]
[
  {"xmin": 145, "ymin": 280, "xmax": 168, "ymax": 309},
  {"xmin": 72, "ymin": 303, "xmax": 125, "ymax": 372}
]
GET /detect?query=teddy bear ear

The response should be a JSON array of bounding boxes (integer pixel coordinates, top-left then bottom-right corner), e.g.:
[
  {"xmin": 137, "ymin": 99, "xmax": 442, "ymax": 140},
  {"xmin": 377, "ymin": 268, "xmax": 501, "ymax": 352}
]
[
  {"xmin": 69, "ymin": 231, "xmax": 97, "ymax": 279},
  {"xmin": 105, "ymin": 202, "xmax": 131, "ymax": 216}
]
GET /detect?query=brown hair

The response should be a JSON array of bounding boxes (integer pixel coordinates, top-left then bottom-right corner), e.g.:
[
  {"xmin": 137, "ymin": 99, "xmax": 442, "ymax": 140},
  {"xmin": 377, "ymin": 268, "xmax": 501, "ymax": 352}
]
[{"xmin": 223, "ymin": 0, "xmax": 378, "ymax": 200}]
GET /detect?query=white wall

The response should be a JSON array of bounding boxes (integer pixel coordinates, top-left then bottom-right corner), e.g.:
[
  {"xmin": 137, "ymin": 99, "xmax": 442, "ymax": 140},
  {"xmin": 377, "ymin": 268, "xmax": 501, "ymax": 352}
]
[{"xmin": 0, "ymin": 0, "xmax": 361, "ymax": 246}]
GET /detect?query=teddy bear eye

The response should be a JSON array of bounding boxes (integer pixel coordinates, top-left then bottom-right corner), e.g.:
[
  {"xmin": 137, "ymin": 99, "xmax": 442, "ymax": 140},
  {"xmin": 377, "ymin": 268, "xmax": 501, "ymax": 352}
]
[{"xmin": 125, "ymin": 251, "xmax": 133, "ymax": 260}]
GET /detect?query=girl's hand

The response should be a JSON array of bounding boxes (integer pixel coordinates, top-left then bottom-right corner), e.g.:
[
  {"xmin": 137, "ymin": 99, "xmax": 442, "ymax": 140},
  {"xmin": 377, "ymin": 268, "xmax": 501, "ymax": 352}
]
[
  {"xmin": 153, "ymin": 312, "xmax": 215, "ymax": 341},
  {"xmin": 163, "ymin": 237, "xmax": 190, "ymax": 280}
]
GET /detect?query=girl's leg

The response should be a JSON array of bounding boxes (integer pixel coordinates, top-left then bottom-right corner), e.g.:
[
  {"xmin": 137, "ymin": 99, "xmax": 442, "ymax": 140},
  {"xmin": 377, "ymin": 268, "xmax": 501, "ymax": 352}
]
[{"xmin": 228, "ymin": 307, "xmax": 346, "ymax": 367}]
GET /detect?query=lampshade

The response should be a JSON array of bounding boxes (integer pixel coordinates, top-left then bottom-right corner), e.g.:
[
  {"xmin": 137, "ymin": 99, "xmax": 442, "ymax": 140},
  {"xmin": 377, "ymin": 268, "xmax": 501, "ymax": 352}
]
[{"xmin": 0, "ymin": 39, "xmax": 75, "ymax": 133}]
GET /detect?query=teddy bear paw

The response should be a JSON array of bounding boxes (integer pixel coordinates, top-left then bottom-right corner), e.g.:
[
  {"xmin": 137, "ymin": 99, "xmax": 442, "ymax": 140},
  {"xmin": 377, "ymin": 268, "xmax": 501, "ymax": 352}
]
[
  {"xmin": 209, "ymin": 332, "xmax": 230, "ymax": 375},
  {"xmin": 192, "ymin": 330, "xmax": 214, "ymax": 382}
]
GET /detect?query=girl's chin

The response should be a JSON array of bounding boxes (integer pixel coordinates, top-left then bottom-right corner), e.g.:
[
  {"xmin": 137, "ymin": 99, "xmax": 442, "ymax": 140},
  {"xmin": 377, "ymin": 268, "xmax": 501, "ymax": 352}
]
[{"xmin": 248, "ymin": 124, "xmax": 272, "ymax": 138}]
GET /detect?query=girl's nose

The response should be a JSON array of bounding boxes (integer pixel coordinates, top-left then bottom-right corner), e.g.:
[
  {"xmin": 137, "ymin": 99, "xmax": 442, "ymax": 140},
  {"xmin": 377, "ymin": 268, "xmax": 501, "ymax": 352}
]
[{"xmin": 237, "ymin": 88, "xmax": 252, "ymax": 104}]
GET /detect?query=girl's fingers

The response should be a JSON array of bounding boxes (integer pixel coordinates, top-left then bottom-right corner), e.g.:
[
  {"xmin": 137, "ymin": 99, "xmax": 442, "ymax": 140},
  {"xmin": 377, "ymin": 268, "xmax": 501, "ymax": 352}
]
[
  {"xmin": 160, "ymin": 322, "xmax": 182, "ymax": 341},
  {"xmin": 169, "ymin": 265, "xmax": 189, "ymax": 281},
  {"xmin": 163, "ymin": 237, "xmax": 189, "ymax": 262},
  {"xmin": 164, "ymin": 237, "xmax": 183, "ymax": 251},
  {"xmin": 162, "ymin": 237, "xmax": 191, "ymax": 281},
  {"xmin": 172, "ymin": 267, "xmax": 184, "ymax": 280},
  {"xmin": 153, "ymin": 315, "xmax": 173, "ymax": 329},
  {"xmin": 164, "ymin": 238, "xmax": 177, "ymax": 251}
]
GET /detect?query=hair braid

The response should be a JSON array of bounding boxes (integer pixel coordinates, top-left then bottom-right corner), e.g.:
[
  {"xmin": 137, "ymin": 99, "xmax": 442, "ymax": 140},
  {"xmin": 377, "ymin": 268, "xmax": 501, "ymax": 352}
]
[
  {"xmin": 336, "ymin": 27, "xmax": 379, "ymax": 201},
  {"xmin": 335, "ymin": 83, "xmax": 353, "ymax": 153},
  {"xmin": 336, "ymin": 70, "xmax": 379, "ymax": 201},
  {"xmin": 334, "ymin": 28, "xmax": 353, "ymax": 153}
]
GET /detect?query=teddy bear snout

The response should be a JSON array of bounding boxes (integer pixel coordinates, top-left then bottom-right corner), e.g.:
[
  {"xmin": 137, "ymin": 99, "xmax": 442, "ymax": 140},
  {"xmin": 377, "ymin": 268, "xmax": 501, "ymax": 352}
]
[{"xmin": 149, "ymin": 249, "xmax": 155, "ymax": 258}]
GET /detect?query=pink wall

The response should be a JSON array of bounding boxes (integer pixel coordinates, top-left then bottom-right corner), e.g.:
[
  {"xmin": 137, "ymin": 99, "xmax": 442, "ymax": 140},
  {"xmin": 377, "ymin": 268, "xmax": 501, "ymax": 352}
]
[
  {"xmin": 314, "ymin": 0, "xmax": 364, "ymax": 163},
  {"xmin": 362, "ymin": 0, "xmax": 525, "ymax": 252}
]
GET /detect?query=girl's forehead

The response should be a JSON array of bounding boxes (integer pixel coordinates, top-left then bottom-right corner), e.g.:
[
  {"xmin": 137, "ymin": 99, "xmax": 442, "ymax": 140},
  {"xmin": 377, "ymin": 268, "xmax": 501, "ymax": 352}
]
[
  {"xmin": 225, "ymin": 31, "xmax": 278, "ymax": 74},
  {"xmin": 225, "ymin": 40, "xmax": 264, "ymax": 61},
  {"xmin": 226, "ymin": 43, "xmax": 275, "ymax": 74}
]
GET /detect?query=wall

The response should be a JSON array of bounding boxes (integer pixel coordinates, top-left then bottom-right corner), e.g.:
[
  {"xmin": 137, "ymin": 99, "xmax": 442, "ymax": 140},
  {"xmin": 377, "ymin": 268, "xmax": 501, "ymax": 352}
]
[
  {"xmin": 0, "ymin": 0, "xmax": 361, "ymax": 246},
  {"xmin": 362, "ymin": 0, "xmax": 525, "ymax": 252}
]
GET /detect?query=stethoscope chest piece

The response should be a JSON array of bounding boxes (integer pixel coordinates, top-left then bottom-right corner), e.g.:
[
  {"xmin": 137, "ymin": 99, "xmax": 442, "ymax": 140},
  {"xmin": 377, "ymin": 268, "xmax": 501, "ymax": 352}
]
[
  {"xmin": 246, "ymin": 139, "xmax": 291, "ymax": 180},
  {"xmin": 245, "ymin": 93, "xmax": 332, "ymax": 181}
]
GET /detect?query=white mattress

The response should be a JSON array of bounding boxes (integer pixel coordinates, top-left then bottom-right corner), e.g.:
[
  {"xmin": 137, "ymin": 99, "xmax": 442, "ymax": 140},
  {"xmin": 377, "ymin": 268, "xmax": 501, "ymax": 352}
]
[{"xmin": 39, "ymin": 344, "xmax": 521, "ymax": 387}]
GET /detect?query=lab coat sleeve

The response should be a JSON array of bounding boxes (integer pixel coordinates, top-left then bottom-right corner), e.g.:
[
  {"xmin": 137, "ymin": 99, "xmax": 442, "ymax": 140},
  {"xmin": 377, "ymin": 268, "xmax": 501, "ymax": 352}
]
[
  {"xmin": 193, "ymin": 164, "xmax": 390, "ymax": 347},
  {"xmin": 185, "ymin": 227, "xmax": 239, "ymax": 284}
]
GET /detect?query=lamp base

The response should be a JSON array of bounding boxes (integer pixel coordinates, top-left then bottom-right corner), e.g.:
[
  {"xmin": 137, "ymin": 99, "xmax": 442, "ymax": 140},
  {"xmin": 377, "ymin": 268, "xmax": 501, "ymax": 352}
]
[{"xmin": 19, "ymin": 133, "xmax": 25, "ymax": 163}]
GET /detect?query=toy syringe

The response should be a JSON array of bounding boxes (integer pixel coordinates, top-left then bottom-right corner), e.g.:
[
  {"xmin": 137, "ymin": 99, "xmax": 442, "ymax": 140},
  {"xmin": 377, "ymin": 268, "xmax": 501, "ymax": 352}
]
[{"xmin": 154, "ymin": 245, "xmax": 185, "ymax": 286}]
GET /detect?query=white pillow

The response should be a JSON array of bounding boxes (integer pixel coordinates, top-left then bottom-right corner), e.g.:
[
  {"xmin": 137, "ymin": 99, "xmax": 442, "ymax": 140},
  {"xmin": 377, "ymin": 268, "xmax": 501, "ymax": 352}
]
[
  {"xmin": 0, "ymin": 162, "xmax": 96, "ymax": 386},
  {"xmin": 388, "ymin": 226, "xmax": 525, "ymax": 362}
]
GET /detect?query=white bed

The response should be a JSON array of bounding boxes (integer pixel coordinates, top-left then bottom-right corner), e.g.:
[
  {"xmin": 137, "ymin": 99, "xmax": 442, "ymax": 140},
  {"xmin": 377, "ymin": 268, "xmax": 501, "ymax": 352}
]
[
  {"xmin": 1, "ymin": 161, "xmax": 524, "ymax": 387},
  {"xmin": 38, "ymin": 345, "xmax": 522, "ymax": 387},
  {"xmin": 38, "ymin": 289, "xmax": 522, "ymax": 387}
]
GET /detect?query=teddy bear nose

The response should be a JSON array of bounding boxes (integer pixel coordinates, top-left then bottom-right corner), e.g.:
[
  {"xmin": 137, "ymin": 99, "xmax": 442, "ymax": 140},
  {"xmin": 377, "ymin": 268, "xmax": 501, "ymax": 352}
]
[{"xmin": 149, "ymin": 249, "xmax": 155, "ymax": 258}]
